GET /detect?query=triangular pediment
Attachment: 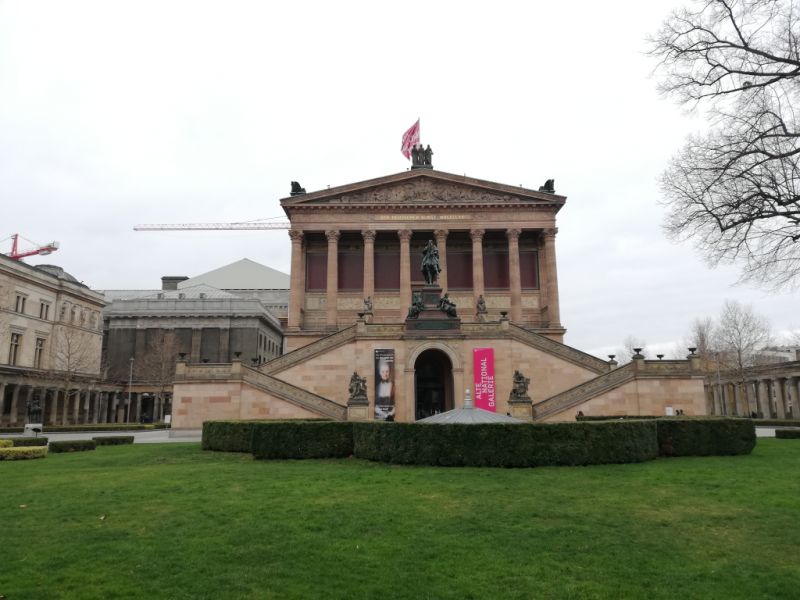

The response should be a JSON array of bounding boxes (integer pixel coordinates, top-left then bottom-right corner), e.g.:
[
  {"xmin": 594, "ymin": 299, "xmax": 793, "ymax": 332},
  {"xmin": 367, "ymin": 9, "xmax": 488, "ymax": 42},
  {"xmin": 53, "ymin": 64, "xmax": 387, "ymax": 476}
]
[{"xmin": 280, "ymin": 169, "xmax": 565, "ymax": 210}]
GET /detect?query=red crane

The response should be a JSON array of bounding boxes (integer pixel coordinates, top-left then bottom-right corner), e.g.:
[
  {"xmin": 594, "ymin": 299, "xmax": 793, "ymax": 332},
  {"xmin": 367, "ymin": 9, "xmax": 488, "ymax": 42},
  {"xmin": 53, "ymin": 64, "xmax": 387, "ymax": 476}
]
[{"xmin": 3, "ymin": 234, "xmax": 60, "ymax": 260}]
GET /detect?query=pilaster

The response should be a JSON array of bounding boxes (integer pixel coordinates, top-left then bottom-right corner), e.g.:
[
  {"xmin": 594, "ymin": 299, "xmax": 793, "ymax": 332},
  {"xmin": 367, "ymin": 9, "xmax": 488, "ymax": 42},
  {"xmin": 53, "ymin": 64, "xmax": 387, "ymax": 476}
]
[
  {"xmin": 325, "ymin": 230, "xmax": 340, "ymax": 328},
  {"xmin": 507, "ymin": 228, "xmax": 522, "ymax": 322}
]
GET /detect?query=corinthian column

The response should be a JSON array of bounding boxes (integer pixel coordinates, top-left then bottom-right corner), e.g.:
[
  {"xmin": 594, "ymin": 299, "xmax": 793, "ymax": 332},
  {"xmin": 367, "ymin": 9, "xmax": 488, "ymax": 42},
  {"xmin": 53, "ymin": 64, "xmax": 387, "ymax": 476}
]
[
  {"xmin": 398, "ymin": 230, "xmax": 413, "ymax": 320},
  {"xmin": 362, "ymin": 230, "xmax": 376, "ymax": 303},
  {"xmin": 434, "ymin": 229, "xmax": 448, "ymax": 291},
  {"xmin": 325, "ymin": 230, "xmax": 340, "ymax": 328},
  {"xmin": 288, "ymin": 230, "xmax": 305, "ymax": 330},
  {"xmin": 542, "ymin": 228, "xmax": 561, "ymax": 327},
  {"xmin": 470, "ymin": 229, "xmax": 485, "ymax": 307},
  {"xmin": 507, "ymin": 228, "xmax": 522, "ymax": 322}
]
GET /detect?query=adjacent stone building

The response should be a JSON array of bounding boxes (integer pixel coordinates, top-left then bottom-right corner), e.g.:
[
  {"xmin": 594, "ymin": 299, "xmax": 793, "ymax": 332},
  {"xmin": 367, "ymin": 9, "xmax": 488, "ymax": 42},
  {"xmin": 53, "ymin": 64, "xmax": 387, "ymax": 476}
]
[
  {"xmin": 171, "ymin": 161, "xmax": 708, "ymax": 428},
  {"xmin": 0, "ymin": 254, "xmax": 120, "ymax": 426},
  {"xmin": 101, "ymin": 261, "xmax": 286, "ymax": 422}
]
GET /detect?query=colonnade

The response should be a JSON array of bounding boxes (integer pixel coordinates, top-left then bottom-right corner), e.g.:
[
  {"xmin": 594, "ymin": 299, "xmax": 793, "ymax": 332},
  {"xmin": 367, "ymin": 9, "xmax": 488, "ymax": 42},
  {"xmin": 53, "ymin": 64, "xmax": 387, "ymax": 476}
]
[
  {"xmin": 287, "ymin": 227, "xmax": 561, "ymax": 329},
  {"xmin": 706, "ymin": 376, "xmax": 800, "ymax": 419},
  {"xmin": 0, "ymin": 382, "xmax": 170, "ymax": 426}
]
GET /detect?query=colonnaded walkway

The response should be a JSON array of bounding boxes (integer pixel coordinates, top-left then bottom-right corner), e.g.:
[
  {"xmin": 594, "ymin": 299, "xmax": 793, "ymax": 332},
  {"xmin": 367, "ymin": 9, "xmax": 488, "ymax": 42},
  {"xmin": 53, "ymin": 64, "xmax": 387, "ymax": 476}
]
[{"xmin": 2, "ymin": 429, "xmax": 202, "ymax": 443}]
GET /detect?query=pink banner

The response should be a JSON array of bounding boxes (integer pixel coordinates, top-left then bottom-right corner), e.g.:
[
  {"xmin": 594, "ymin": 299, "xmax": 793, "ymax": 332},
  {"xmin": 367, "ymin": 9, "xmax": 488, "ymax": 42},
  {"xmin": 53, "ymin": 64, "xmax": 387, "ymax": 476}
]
[{"xmin": 473, "ymin": 348, "xmax": 496, "ymax": 412}]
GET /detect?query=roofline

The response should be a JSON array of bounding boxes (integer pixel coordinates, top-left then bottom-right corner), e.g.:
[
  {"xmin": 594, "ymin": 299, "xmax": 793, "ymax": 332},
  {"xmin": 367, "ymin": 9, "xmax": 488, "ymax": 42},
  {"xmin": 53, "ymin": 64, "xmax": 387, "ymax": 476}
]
[{"xmin": 279, "ymin": 168, "xmax": 566, "ymax": 206}]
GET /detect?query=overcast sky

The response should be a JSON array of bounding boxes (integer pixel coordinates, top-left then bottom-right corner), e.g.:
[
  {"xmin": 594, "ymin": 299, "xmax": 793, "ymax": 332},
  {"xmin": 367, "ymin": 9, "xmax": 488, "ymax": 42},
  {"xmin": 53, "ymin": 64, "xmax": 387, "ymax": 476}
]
[{"xmin": 1, "ymin": 0, "xmax": 797, "ymax": 358}]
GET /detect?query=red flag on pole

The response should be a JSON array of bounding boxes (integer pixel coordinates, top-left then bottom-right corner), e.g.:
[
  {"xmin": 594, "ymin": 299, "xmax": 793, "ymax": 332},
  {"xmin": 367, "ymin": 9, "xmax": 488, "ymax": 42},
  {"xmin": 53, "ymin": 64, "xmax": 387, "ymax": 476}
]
[{"xmin": 400, "ymin": 119, "xmax": 420, "ymax": 160}]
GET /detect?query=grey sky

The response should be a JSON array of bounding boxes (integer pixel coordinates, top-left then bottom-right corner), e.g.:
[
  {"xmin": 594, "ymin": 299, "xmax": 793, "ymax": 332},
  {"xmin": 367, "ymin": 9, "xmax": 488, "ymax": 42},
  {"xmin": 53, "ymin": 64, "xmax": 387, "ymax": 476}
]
[{"xmin": 1, "ymin": 0, "xmax": 797, "ymax": 357}]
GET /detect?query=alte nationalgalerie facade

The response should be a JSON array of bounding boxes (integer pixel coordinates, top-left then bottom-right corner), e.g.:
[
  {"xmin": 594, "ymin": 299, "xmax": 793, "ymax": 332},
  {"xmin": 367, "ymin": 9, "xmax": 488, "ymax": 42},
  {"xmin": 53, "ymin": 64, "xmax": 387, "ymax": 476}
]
[{"xmin": 170, "ymin": 163, "xmax": 709, "ymax": 427}]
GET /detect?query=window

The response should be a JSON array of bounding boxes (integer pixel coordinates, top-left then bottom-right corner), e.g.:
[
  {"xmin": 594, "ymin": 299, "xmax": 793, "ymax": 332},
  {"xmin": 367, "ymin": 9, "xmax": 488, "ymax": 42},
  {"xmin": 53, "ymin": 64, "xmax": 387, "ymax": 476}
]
[
  {"xmin": 520, "ymin": 251, "xmax": 540, "ymax": 289},
  {"xmin": 39, "ymin": 302, "xmax": 50, "ymax": 320},
  {"xmin": 34, "ymin": 338, "xmax": 45, "ymax": 368},
  {"xmin": 9, "ymin": 333, "xmax": 21, "ymax": 365},
  {"xmin": 15, "ymin": 295, "xmax": 26, "ymax": 314}
]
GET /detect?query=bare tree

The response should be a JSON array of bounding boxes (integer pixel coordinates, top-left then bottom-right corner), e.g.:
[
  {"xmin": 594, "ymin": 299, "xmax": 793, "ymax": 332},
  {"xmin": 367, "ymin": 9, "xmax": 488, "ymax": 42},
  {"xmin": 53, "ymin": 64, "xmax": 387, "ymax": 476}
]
[
  {"xmin": 137, "ymin": 330, "xmax": 180, "ymax": 421},
  {"xmin": 716, "ymin": 299, "xmax": 772, "ymax": 379},
  {"xmin": 651, "ymin": 0, "xmax": 800, "ymax": 288},
  {"xmin": 616, "ymin": 335, "xmax": 648, "ymax": 364},
  {"xmin": 51, "ymin": 326, "xmax": 100, "ymax": 423}
]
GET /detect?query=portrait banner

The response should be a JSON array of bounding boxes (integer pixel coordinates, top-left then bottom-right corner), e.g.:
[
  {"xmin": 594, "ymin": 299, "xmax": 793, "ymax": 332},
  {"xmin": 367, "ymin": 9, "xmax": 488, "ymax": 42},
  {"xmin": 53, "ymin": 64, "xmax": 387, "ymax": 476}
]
[
  {"xmin": 374, "ymin": 349, "xmax": 396, "ymax": 421},
  {"xmin": 473, "ymin": 348, "xmax": 496, "ymax": 412}
]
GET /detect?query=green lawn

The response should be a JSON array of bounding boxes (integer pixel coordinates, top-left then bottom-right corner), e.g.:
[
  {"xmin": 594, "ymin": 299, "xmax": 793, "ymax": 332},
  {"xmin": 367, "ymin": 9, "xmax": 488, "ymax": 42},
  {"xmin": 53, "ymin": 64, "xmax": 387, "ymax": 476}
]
[{"xmin": 1, "ymin": 441, "xmax": 799, "ymax": 600}]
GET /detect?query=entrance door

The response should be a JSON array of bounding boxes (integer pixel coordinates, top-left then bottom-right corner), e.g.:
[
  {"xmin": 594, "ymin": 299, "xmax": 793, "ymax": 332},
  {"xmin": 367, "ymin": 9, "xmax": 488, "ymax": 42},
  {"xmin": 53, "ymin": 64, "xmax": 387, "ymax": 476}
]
[{"xmin": 414, "ymin": 349, "xmax": 453, "ymax": 420}]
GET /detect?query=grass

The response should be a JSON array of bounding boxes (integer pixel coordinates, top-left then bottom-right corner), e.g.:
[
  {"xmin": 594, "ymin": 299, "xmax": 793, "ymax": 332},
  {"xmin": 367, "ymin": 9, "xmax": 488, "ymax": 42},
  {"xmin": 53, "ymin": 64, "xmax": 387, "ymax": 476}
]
[{"xmin": 1, "ymin": 441, "xmax": 799, "ymax": 599}]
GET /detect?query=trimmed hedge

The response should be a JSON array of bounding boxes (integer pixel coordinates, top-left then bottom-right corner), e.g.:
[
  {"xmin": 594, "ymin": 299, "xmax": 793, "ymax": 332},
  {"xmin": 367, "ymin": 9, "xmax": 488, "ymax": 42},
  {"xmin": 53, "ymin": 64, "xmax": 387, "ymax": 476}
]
[
  {"xmin": 202, "ymin": 421, "xmax": 258, "ymax": 452},
  {"xmin": 577, "ymin": 415, "xmax": 660, "ymax": 421},
  {"xmin": 2, "ymin": 437, "xmax": 48, "ymax": 447},
  {"xmin": 656, "ymin": 419, "xmax": 755, "ymax": 457},
  {"xmin": 0, "ymin": 439, "xmax": 12, "ymax": 448},
  {"xmin": 48, "ymin": 440, "xmax": 97, "ymax": 453},
  {"xmin": 353, "ymin": 421, "xmax": 660, "ymax": 468},
  {"xmin": 756, "ymin": 419, "xmax": 800, "ymax": 427},
  {"xmin": 0, "ymin": 427, "xmax": 25, "ymax": 434},
  {"xmin": 0, "ymin": 446, "xmax": 48, "ymax": 460},
  {"xmin": 251, "ymin": 421, "xmax": 354, "ymax": 459},
  {"xmin": 776, "ymin": 429, "xmax": 800, "ymax": 439},
  {"xmin": 92, "ymin": 436, "xmax": 135, "ymax": 446}
]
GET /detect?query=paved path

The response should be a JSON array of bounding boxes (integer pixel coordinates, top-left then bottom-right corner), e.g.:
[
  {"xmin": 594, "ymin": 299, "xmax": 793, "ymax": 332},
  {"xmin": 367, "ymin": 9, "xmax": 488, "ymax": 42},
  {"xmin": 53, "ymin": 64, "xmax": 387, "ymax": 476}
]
[{"xmin": 2, "ymin": 429, "xmax": 202, "ymax": 444}]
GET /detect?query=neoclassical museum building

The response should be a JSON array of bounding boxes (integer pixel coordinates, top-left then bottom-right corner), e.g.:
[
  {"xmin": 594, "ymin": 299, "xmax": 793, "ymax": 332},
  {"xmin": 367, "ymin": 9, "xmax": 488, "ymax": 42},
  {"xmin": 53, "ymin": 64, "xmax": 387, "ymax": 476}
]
[{"xmin": 171, "ymin": 156, "xmax": 708, "ymax": 427}]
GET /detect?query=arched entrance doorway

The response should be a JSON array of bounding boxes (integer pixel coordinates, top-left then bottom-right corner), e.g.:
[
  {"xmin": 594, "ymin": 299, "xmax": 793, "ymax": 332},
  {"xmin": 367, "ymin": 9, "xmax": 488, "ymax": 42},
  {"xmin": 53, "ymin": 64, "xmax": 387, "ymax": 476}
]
[{"xmin": 414, "ymin": 349, "xmax": 454, "ymax": 420}]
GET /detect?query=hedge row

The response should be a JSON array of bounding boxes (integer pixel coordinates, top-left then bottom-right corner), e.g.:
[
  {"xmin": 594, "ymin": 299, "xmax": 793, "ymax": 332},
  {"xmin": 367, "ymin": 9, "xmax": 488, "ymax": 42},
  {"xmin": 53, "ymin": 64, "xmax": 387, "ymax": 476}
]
[
  {"xmin": 0, "ymin": 427, "xmax": 24, "ymax": 434},
  {"xmin": 48, "ymin": 440, "xmax": 96, "ymax": 453},
  {"xmin": 43, "ymin": 424, "xmax": 150, "ymax": 432},
  {"xmin": 0, "ymin": 437, "xmax": 48, "ymax": 447},
  {"xmin": 0, "ymin": 439, "xmax": 12, "ymax": 448},
  {"xmin": 776, "ymin": 429, "xmax": 800, "ymax": 439},
  {"xmin": 657, "ymin": 418, "xmax": 755, "ymax": 456},
  {"xmin": 576, "ymin": 415, "xmax": 660, "ymax": 421},
  {"xmin": 251, "ymin": 422, "xmax": 353, "ymax": 459},
  {"xmin": 92, "ymin": 436, "xmax": 135, "ymax": 446},
  {"xmin": 756, "ymin": 419, "xmax": 800, "ymax": 427},
  {"xmin": 353, "ymin": 421, "xmax": 659, "ymax": 467},
  {"xmin": 202, "ymin": 419, "xmax": 334, "ymax": 453},
  {"xmin": 203, "ymin": 417, "xmax": 756, "ymax": 467},
  {"xmin": 0, "ymin": 446, "xmax": 48, "ymax": 460}
]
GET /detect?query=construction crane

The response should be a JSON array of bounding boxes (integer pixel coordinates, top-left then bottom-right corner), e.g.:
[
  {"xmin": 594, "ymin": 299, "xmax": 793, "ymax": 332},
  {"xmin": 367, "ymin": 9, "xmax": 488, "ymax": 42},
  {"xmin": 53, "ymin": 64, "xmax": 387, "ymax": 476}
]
[
  {"xmin": 133, "ymin": 220, "xmax": 290, "ymax": 231},
  {"xmin": 2, "ymin": 233, "xmax": 60, "ymax": 260}
]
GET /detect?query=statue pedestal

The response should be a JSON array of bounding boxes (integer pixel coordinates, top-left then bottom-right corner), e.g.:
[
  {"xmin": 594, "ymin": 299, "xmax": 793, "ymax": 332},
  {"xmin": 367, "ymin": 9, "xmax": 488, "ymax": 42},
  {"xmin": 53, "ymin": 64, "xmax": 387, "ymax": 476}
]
[
  {"xmin": 508, "ymin": 399, "xmax": 533, "ymax": 422},
  {"xmin": 347, "ymin": 396, "xmax": 369, "ymax": 421},
  {"xmin": 24, "ymin": 423, "xmax": 44, "ymax": 437},
  {"xmin": 405, "ymin": 285, "xmax": 461, "ymax": 332}
]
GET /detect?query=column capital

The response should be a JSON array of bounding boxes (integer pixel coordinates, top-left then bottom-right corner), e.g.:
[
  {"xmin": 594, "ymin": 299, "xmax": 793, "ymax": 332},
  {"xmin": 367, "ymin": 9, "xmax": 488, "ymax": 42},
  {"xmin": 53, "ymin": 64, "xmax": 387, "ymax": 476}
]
[
  {"xmin": 398, "ymin": 229, "xmax": 413, "ymax": 242},
  {"xmin": 361, "ymin": 229, "xmax": 376, "ymax": 242},
  {"xmin": 288, "ymin": 229, "xmax": 304, "ymax": 242},
  {"xmin": 506, "ymin": 228, "xmax": 522, "ymax": 241},
  {"xmin": 434, "ymin": 229, "xmax": 449, "ymax": 242},
  {"xmin": 543, "ymin": 227, "xmax": 558, "ymax": 239},
  {"xmin": 470, "ymin": 229, "xmax": 485, "ymax": 242},
  {"xmin": 325, "ymin": 230, "xmax": 341, "ymax": 243}
]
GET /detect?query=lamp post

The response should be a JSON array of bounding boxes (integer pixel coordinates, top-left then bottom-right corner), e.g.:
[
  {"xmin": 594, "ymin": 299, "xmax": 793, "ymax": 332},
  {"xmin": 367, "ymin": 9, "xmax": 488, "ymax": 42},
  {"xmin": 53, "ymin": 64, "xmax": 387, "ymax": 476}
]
[{"xmin": 128, "ymin": 357, "xmax": 134, "ymax": 422}]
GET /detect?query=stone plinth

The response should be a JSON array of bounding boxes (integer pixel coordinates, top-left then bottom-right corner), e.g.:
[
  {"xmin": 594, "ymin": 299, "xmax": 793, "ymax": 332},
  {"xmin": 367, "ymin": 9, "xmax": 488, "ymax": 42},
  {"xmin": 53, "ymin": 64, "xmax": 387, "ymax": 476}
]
[{"xmin": 405, "ymin": 284, "xmax": 461, "ymax": 332}]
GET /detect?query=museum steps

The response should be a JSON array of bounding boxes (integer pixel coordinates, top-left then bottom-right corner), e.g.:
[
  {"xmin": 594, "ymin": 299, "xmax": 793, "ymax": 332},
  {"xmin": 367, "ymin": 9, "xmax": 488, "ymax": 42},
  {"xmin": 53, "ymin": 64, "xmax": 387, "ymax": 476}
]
[
  {"xmin": 533, "ymin": 363, "xmax": 637, "ymax": 420},
  {"xmin": 261, "ymin": 325, "xmax": 358, "ymax": 376},
  {"xmin": 506, "ymin": 324, "xmax": 608, "ymax": 374},
  {"xmin": 240, "ymin": 366, "xmax": 347, "ymax": 420}
]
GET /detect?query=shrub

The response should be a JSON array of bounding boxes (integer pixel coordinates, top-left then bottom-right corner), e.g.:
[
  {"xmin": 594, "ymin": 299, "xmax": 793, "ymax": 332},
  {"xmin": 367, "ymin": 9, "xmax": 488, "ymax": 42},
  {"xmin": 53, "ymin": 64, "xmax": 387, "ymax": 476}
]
[
  {"xmin": 656, "ymin": 418, "xmax": 755, "ymax": 457},
  {"xmin": 5, "ymin": 437, "xmax": 48, "ymax": 447},
  {"xmin": 92, "ymin": 436, "xmax": 135, "ymax": 446},
  {"xmin": 48, "ymin": 440, "xmax": 97, "ymax": 453},
  {"xmin": 353, "ymin": 421, "xmax": 660, "ymax": 468},
  {"xmin": 756, "ymin": 419, "xmax": 800, "ymax": 427},
  {"xmin": 0, "ymin": 427, "xmax": 25, "ymax": 434},
  {"xmin": 776, "ymin": 429, "xmax": 800, "ymax": 439},
  {"xmin": 0, "ymin": 446, "xmax": 48, "ymax": 460},
  {"xmin": 0, "ymin": 439, "xmax": 12, "ymax": 448},
  {"xmin": 202, "ymin": 421, "xmax": 258, "ymax": 452},
  {"xmin": 251, "ymin": 421, "xmax": 354, "ymax": 460}
]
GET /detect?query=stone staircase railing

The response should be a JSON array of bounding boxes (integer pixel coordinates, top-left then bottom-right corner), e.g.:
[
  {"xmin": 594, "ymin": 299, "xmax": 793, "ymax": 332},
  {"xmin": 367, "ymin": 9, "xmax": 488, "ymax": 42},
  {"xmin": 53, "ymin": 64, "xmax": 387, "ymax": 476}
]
[
  {"xmin": 533, "ymin": 363, "xmax": 636, "ymax": 420},
  {"xmin": 241, "ymin": 366, "xmax": 347, "ymax": 421},
  {"xmin": 508, "ymin": 324, "xmax": 609, "ymax": 374},
  {"xmin": 261, "ymin": 325, "xmax": 358, "ymax": 375}
]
